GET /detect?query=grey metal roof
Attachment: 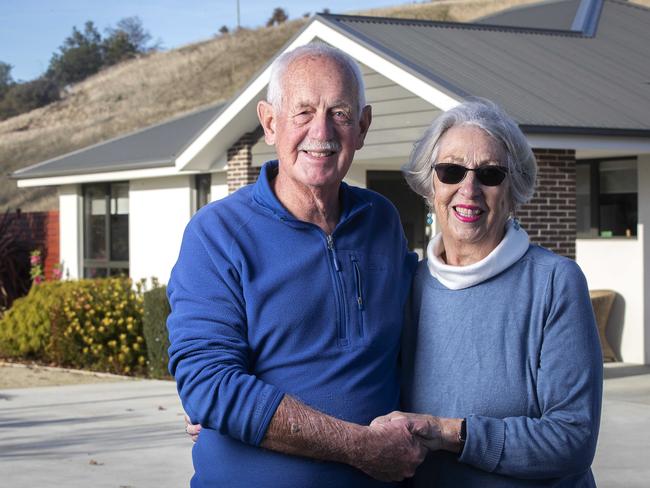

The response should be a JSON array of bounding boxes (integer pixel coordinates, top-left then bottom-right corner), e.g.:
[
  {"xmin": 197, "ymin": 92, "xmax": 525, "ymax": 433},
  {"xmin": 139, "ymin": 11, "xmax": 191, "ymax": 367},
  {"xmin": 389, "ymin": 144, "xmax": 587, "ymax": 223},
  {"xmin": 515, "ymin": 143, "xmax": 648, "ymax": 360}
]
[
  {"xmin": 477, "ymin": 0, "xmax": 582, "ymax": 30},
  {"xmin": 12, "ymin": 103, "xmax": 224, "ymax": 179},
  {"xmin": 318, "ymin": 0, "xmax": 650, "ymax": 134}
]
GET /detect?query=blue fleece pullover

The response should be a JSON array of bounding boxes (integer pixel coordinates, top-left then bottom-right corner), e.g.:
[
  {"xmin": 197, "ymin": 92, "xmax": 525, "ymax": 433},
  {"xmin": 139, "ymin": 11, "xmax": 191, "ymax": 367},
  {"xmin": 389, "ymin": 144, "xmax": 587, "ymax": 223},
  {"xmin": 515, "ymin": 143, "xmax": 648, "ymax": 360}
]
[
  {"xmin": 402, "ymin": 245, "xmax": 603, "ymax": 487},
  {"xmin": 167, "ymin": 161, "xmax": 416, "ymax": 487}
]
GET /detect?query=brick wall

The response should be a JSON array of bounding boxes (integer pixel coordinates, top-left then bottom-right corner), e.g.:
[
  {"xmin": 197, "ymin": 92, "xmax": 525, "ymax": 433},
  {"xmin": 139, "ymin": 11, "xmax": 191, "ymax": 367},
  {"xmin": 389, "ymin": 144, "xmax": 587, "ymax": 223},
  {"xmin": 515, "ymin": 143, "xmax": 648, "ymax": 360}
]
[
  {"xmin": 2, "ymin": 210, "xmax": 60, "ymax": 283},
  {"xmin": 519, "ymin": 148, "xmax": 576, "ymax": 259},
  {"xmin": 227, "ymin": 127, "xmax": 264, "ymax": 193}
]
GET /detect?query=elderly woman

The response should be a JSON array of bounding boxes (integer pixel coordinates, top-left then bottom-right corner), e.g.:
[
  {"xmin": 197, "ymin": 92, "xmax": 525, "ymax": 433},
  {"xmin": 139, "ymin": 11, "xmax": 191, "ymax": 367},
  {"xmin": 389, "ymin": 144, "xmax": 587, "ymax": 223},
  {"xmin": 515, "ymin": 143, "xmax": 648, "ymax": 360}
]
[{"xmin": 376, "ymin": 98, "xmax": 603, "ymax": 486}]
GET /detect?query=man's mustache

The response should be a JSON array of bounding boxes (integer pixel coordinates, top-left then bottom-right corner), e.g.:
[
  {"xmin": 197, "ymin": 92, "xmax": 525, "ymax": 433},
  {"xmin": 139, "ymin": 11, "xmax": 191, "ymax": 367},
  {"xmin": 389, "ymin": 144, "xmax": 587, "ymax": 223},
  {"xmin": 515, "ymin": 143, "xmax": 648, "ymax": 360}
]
[{"xmin": 297, "ymin": 139, "xmax": 341, "ymax": 152}]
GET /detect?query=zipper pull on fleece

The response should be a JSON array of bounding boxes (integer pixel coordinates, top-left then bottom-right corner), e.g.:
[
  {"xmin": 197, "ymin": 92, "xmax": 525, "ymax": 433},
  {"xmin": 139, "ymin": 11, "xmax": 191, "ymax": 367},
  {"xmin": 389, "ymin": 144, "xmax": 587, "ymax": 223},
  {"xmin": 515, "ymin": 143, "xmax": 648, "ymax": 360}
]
[{"xmin": 327, "ymin": 235, "xmax": 341, "ymax": 271}]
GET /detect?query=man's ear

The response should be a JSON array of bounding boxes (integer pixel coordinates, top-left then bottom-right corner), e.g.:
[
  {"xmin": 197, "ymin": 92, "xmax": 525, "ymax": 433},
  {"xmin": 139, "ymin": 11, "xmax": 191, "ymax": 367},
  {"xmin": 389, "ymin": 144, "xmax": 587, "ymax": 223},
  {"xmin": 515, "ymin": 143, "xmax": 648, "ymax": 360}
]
[
  {"xmin": 355, "ymin": 105, "xmax": 372, "ymax": 150},
  {"xmin": 257, "ymin": 100, "xmax": 277, "ymax": 145}
]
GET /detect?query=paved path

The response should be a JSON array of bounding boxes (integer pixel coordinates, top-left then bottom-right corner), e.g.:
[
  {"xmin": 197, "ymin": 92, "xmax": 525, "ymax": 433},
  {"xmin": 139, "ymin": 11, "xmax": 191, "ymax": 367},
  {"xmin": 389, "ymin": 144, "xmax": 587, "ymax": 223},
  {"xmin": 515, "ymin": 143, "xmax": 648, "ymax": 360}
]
[
  {"xmin": 0, "ymin": 364, "xmax": 649, "ymax": 487},
  {"xmin": 593, "ymin": 364, "xmax": 650, "ymax": 487},
  {"xmin": 0, "ymin": 380, "xmax": 192, "ymax": 488}
]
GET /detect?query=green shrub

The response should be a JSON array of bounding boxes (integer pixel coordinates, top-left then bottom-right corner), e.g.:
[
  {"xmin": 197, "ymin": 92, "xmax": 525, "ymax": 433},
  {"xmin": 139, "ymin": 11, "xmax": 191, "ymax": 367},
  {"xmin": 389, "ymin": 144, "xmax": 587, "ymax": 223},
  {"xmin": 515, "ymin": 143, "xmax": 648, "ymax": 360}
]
[
  {"xmin": 142, "ymin": 284, "xmax": 171, "ymax": 379},
  {"xmin": 0, "ymin": 277, "xmax": 147, "ymax": 375},
  {"xmin": 50, "ymin": 278, "xmax": 146, "ymax": 375},
  {"xmin": 0, "ymin": 281, "xmax": 71, "ymax": 358}
]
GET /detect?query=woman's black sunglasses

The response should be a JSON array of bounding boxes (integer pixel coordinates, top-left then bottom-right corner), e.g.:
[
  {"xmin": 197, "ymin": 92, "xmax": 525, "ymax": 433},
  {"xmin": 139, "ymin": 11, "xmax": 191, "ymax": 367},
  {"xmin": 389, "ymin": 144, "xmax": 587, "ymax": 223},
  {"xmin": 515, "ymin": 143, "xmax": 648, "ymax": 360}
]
[{"xmin": 433, "ymin": 163, "xmax": 508, "ymax": 186}]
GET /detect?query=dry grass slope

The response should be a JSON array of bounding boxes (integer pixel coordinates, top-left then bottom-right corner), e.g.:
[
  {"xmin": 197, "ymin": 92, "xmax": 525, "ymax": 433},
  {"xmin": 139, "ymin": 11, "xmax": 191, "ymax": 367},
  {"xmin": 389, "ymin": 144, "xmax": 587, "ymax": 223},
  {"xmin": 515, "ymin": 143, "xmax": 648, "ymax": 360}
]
[{"xmin": 1, "ymin": 0, "xmax": 648, "ymax": 211}]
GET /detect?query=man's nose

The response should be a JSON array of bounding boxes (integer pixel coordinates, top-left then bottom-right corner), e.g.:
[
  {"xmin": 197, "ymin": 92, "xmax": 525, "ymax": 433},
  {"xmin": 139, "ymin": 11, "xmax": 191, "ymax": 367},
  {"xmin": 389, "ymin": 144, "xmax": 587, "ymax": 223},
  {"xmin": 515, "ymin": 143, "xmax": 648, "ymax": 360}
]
[{"xmin": 308, "ymin": 111, "xmax": 334, "ymax": 140}]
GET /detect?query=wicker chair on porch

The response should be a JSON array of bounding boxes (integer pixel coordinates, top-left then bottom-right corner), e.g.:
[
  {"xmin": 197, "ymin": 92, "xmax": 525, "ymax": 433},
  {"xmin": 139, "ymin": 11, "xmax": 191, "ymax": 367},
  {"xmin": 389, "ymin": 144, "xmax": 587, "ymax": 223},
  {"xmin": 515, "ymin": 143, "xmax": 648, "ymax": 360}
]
[{"xmin": 589, "ymin": 290, "xmax": 617, "ymax": 362}]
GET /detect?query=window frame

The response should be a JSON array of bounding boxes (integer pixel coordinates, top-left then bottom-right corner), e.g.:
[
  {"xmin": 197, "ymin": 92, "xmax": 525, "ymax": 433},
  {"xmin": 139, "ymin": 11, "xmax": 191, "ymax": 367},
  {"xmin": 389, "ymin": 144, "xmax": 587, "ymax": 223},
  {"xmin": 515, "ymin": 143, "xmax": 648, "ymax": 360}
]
[{"xmin": 82, "ymin": 182, "xmax": 130, "ymax": 277}]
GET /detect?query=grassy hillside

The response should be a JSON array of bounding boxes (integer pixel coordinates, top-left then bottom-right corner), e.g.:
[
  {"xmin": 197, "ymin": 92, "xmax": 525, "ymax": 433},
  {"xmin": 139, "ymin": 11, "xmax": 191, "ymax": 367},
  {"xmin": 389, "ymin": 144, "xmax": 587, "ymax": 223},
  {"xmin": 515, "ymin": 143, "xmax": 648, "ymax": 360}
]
[{"xmin": 1, "ymin": 0, "xmax": 647, "ymax": 211}]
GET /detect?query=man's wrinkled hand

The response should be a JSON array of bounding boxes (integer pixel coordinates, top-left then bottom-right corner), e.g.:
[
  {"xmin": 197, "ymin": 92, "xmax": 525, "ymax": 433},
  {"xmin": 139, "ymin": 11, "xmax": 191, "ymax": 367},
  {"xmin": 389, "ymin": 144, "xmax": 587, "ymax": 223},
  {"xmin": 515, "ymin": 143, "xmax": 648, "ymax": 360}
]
[
  {"xmin": 184, "ymin": 413, "xmax": 202, "ymax": 443},
  {"xmin": 351, "ymin": 416, "xmax": 427, "ymax": 482},
  {"xmin": 372, "ymin": 411, "xmax": 460, "ymax": 452}
]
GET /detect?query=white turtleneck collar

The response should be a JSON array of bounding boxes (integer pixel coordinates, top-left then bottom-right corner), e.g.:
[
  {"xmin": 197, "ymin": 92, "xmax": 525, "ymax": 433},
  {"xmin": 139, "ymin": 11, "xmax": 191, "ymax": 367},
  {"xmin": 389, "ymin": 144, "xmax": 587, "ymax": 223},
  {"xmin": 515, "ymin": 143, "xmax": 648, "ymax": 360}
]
[{"xmin": 426, "ymin": 219, "xmax": 530, "ymax": 290}]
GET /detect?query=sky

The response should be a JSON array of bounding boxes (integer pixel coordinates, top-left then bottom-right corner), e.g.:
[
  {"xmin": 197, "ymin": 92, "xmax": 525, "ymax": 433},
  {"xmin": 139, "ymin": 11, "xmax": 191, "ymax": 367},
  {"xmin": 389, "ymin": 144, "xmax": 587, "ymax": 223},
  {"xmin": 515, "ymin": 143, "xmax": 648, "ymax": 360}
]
[{"xmin": 0, "ymin": 0, "xmax": 407, "ymax": 82}]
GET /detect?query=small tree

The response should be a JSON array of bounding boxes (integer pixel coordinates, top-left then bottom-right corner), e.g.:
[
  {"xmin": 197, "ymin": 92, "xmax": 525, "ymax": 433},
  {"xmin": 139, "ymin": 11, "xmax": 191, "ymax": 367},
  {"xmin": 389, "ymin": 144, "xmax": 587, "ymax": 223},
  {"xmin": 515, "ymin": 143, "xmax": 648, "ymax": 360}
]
[
  {"xmin": 0, "ymin": 77, "xmax": 60, "ymax": 121},
  {"xmin": 219, "ymin": 25, "xmax": 230, "ymax": 35},
  {"xmin": 0, "ymin": 61, "xmax": 14, "ymax": 99},
  {"xmin": 102, "ymin": 30, "xmax": 138, "ymax": 66},
  {"xmin": 103, "ymin": 16, "xmax": 154, "ymax": 66},
  {"xmin": 47, "ymin": 21, "xmax": 103, "ymax": 86},
  {"xmin": 266, "ymin": 7, "xmax": 288, "ymax": 27}
]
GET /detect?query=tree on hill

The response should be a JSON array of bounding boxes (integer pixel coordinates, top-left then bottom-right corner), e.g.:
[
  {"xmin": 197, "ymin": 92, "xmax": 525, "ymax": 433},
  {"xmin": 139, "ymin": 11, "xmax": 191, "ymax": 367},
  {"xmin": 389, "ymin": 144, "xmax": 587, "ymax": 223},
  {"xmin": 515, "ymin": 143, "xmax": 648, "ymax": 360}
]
[
  {"xmin": 0, "ymin": 62, "xmax": 13, "ymax": 98},
  {"xmin": 103, "ymin": 16, "xmax": 155, "ymax": 66},
  {"xmin": 267, "ymin": 7, "xmax": 288, "ymax": 27},
  {"xmin": 0, "ymin": 77, "xmax": 59, "ymax": 120},
  {"xmin": 47, "ymin": 21, "xmax": 103, "ymax": 86},
  {"xmin": 219, "ymin": 25, "xmax": 230, "ymax": 35}
]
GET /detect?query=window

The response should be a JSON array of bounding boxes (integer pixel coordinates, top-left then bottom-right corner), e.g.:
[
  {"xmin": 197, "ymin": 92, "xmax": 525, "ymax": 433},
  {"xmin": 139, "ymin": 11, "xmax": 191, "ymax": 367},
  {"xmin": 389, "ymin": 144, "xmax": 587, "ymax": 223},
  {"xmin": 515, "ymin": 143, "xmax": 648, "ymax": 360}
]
[
  {"xmin": 83, "ymin": 182, "xmax": 129, "ymax": 277},
  {"xmin": 195, "ymin": 173, "xmax": 212, "ymax": 211},
  {"xmin": 576, "ymin": 158, "xmax": 637, "ymax": 238}
]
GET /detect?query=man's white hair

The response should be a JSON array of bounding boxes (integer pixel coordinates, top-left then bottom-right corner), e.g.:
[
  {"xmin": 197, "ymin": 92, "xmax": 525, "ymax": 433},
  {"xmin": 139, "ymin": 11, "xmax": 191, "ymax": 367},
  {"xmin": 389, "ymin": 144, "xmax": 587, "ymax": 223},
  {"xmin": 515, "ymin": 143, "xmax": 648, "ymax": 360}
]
[{"xmin": 266, "ymin": 43, "xmax": 366, "ymax": 114}]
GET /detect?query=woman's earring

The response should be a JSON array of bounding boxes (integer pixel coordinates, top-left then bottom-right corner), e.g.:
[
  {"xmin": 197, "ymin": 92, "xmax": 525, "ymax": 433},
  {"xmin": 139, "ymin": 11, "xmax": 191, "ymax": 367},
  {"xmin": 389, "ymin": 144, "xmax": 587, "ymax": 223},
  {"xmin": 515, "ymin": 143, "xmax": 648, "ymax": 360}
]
[
  {"xmin": 426, "ymin": 212, "xmax": 433, "ymax": 225},
  {"xmin": 512, "ymin": 215, "xmax": 521, "ymax": 230}
]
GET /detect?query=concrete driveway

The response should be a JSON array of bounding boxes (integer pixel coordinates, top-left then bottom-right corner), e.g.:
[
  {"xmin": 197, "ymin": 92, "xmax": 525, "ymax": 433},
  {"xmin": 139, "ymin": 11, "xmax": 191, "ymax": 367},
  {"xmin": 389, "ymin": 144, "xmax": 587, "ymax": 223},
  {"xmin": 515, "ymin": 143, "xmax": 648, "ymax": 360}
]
[
  {"xmin": 1, "ymin": 364, "xmax": 649, "ymax": 487},
  {"xmin": 0, "ymin": 380, "xmax": 192, "ymax": 488}
]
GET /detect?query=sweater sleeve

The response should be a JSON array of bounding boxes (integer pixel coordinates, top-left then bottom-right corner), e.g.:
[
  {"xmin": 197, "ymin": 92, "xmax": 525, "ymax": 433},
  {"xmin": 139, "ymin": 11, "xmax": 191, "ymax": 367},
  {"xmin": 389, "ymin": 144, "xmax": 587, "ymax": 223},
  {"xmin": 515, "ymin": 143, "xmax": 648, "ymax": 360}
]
[
  {"xmin": 166, "ymin": 221, "xmax": 285, "ymax": 446},
  {"xmin": 459, "ymin": 260, "xmax": 603, "ymax": 478}
]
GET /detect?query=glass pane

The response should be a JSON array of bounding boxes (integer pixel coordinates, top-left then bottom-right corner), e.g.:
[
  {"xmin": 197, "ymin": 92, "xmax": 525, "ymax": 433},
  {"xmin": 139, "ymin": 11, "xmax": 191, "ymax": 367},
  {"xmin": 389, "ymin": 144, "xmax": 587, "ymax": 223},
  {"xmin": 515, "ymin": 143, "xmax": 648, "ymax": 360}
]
[
  {"xmin": 110, "ymin": 183, "xmax": 129, "ymax": 261},
  {"xmin": 599, "ymin": 194, "xmax": 637, "ymax": 237},
  {"xmin": 109, "ymin": 268, "xmax": 129, "ymax": 277},
  {"xmin": 599, "ymin": 159, "xmax": 636, "ymax": 194},
  {"xmin": 598, "ymin": 159, "xmax": 637, "ymax": 237},
  {"xmin": 196, "ymin": 174, "xmax": 212, "ymax": 209},
  {"xmin": 84, "ymin": 186, "xmax": 107, "ymax": 260},
  {"xmin": 111, "ymin": 182, "xmax": 129, "ymax": 214},
  {"xmin": 84, "ymin": 267, "xmax": 108, "ymax": 279}
]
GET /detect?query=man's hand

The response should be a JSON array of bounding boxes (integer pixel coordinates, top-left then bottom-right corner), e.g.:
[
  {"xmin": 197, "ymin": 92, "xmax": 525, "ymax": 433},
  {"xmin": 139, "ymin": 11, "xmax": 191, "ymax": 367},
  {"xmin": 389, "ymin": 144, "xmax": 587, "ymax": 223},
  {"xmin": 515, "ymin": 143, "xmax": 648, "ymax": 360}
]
[
  {"xmin": 371, "ymin": 411, "xmax": 463, "ymax": 453},
  {"xmin": 351, "ymin": 415, "xmax": 428, "ymax": 482},
  {"xmin": 184, "ymin": 413, "xmax": 201, "ymax": 443}
]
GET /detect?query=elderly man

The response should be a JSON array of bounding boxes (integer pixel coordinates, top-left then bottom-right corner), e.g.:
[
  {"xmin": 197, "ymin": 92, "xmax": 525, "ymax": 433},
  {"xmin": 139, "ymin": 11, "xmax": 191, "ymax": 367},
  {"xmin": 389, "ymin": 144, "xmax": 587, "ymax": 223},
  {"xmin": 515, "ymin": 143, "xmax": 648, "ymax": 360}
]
[{"xmin": 167, "ymin": 44, "xmax": 423, "ymax": 487}]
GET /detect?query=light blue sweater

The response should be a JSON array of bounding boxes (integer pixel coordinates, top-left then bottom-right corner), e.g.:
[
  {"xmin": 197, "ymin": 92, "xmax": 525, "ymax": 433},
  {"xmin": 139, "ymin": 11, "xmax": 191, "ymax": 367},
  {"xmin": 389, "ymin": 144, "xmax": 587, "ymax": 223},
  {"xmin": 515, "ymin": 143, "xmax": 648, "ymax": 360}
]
[{"xmin": 402, "ymin": 245, "xmax": 603, "ymax": 487}]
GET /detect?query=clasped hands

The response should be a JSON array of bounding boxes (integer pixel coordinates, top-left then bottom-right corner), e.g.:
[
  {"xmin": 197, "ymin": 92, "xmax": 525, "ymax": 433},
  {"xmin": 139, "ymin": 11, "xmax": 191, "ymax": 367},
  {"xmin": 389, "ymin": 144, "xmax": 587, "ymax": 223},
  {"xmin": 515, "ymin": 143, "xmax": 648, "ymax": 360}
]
[
  {"xmin": 184, "ymin": 411, "xmax": 461, "ymax": 482},
  {"xmin": 358, "ymin": 411, "xmax": 462, "ymax": 481}
]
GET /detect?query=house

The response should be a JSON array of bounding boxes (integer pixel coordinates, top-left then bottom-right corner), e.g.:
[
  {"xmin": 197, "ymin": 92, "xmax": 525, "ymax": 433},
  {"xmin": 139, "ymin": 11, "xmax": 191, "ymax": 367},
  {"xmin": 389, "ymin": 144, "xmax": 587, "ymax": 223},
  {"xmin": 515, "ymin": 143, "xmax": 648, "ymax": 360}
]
[{"xmin": 12, "ymin": 0, "xmax": 650, "ymax": 363}]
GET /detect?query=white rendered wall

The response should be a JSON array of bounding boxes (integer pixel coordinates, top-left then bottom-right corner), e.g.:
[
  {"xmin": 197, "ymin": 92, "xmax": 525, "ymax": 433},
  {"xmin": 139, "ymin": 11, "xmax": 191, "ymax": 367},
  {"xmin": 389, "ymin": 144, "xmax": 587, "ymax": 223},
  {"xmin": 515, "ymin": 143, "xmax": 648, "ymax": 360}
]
[
  {"xmin": 210, "ymin": 171, "xmax": 228, "ymax": 202},
  {"xmin": 58, "ymin": 185, "xmax": 82, "ymax": 279},
  {"xmin": 576, "ymin": 236, "xmax": 644, "ymax": 364},
  {"xmin": 129, "ymin": 176, "xmax": 193, "ymax": 284},
  {"xmin": 576, "ymin": 154, "xmax": 650, "ymax": 364}
]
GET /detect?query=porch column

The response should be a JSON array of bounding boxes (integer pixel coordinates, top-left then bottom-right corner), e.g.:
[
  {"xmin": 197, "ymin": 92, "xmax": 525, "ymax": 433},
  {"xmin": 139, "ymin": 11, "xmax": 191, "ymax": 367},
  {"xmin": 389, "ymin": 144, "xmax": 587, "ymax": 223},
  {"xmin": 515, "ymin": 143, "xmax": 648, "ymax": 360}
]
[
  {"xmin": 519, "ymin": 148, "xmax": 577, "ymax": 258},
  {"xmin": 58, "ymin": 184, "xmax": 82, "ymax": 279},
  {"xmin": 226, "ymin": 127, "xmax": 264, "ymax": 193}
]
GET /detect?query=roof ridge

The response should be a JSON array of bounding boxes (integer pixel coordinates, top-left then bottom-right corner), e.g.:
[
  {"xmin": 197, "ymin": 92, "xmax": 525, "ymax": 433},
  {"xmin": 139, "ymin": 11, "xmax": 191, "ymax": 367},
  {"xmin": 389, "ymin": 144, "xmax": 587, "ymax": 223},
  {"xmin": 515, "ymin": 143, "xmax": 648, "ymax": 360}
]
[
  {"xmin": 319, "ymin": 12, "xmax": 585, "ymax": 38},
  {"xmin": 610, "ymin": 0, "xmax": 650, "ymax": 13}
]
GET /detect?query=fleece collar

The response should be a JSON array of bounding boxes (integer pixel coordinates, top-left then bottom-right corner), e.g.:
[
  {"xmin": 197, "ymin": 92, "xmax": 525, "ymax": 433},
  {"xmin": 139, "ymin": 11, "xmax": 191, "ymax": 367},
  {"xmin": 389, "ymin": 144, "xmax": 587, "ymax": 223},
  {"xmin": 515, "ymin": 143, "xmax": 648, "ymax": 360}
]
[
  {"xmin": 426, "ymin": 219, "xmax": 530, "ymax": 290},
  {"xmin": 251, "ymin": 160, "xmax": 370, "ymax": 228}
]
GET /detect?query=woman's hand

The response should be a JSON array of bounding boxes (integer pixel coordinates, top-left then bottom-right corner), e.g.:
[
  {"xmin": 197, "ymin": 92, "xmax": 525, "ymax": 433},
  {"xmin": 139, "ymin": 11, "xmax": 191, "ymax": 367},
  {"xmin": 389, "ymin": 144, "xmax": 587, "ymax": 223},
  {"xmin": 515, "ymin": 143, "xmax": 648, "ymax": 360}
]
[
  {"xmin": 371, "ymin": 411, "xmax": 463, "ymax": 453},
  {"xmin": 184, "ymin": 413, "xmax": 202, "ymax": 443}
]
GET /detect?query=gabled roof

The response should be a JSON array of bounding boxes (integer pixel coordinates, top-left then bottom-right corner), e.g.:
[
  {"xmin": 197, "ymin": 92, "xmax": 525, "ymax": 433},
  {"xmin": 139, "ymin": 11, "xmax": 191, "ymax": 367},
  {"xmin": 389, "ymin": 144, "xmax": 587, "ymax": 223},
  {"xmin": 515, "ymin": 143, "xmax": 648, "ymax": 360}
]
[
  {"xmin": 13, "ymin": 0, "xmax": 650, "ymax": 184},
  {"xmin": 12, "ymin": 103, "xmax": 224, "ymax": 180},
  {"xmin": 477, "ymin": 0, "xmax": 584, "ymax": 30},
  {"xmin": 318, "ymin": 0, "xmax": 650, "ymax": 133}
]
